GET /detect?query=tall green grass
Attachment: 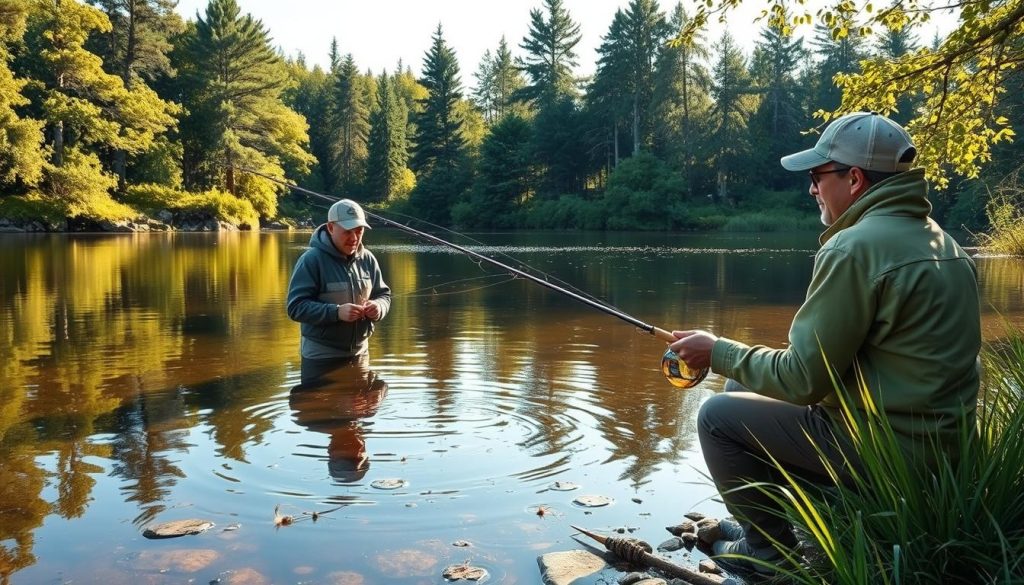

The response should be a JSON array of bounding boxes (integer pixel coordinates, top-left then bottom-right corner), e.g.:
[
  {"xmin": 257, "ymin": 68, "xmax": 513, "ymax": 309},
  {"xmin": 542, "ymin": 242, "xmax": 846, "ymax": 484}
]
[
  {"xmin": 976, "ymin": 171, "xmax": 1024, "ymax": 255},
  {"xmin": 734, "ymin": 331, "xmax": 1024, "ymax": 584},
  {"xmin": 979, "ymin": 194, "xmax": 1024, "ymax": 256}
]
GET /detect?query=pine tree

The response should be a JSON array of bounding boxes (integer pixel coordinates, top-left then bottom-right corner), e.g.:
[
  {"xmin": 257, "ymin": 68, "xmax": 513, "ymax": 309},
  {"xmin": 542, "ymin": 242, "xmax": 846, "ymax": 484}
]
[
  {"xmin": 411, "ymin": 24, "xmax": 464, "ymax": 175},
  {"xmin": 810, "ymin": 23, "xmax": 867, "ymax": 114},
  {"xmin": 328, "ymin": 37, "xmax": 340, "ymax": 74},
  {"xmin": 282, "ymin": 58, "xmax": 331, "ymax": 194},
  {"xmin": 409, "ymin": 24, "xmax": 467, "ymax": 224},
  {"xmin": 456, "ymin": 114, "xmax": 533, "ymax": 228},
  {"xmin": 589, "ymin": 9, "xmax": 632, "ymax": 169},
  {"xmin": 175, "ymin": 0, "xmax": 314, "ymax": 218},
  {"xmin": 650, "ymin": 3, "xmax": 712, "ymax": 194},
  {"xmin": 473, "ymin": 37, "xmax": 526, "ymax": 124},
  {"xmin": 748, "ymin": 11, "xmax": 809, "ymax": 189},
  {"xmin": 872, "ymin": 23, "xmax": 920, "ymax": 125},
  {"xmin": 392, "ymin": 64, "xmax": 427, "ymax": 167},
  {"xmin": 622, "ymin": 0, "xmax": 670, "ymax": 154},
  {"xmin": 366, "ymin": 72, "xmax": 411, "ymax": 203},
  {"xmin": 517, "ymin": 0, "xmax": 581, "ymax": 103},
  {"xmin": 329, "ymin": 53, "xmax": 369, "ymax": 195},
  {"xmin": 86, "ymin": 0, "xmax": 183, "ymax": 186},
  {"xmin": 87, "ymin": 0, "xmax": 181, "ymax": 84},
  {"xmin": 708, "ymin": 31, "xmax": 756, "ymax": 202}
]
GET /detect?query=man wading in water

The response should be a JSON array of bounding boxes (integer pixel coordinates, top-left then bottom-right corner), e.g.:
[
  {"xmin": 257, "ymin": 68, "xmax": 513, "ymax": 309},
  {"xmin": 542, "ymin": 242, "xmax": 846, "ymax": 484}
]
[
  {"xmin": 287, "ymin": 199, "xmax": 392, "ymax": 383},
  {"xmin": 669, "ymin": 112, "xmax": 982, "ymax": 578}
]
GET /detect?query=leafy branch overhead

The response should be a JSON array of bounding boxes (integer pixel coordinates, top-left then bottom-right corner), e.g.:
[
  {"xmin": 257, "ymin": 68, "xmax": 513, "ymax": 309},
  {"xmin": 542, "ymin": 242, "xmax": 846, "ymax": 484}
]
[{"xmin": 673, "ymin": 0, "xmax": 1024, "ymax": 188}]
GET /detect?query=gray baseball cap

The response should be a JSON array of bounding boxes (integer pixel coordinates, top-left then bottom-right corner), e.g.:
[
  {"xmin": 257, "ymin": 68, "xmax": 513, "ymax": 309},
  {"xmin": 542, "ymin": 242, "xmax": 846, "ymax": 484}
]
[
  {"xmin": 327, "ymin": 199, "xmax": 371, "ymax": 230},
  {"xmin": 780, "ymin": 112, "xmax": 916, "ymax": 173}
]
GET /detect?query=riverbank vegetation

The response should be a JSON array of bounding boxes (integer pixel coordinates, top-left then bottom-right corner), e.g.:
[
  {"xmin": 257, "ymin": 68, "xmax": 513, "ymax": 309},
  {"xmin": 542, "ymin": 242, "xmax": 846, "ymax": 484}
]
[
  {"xmin": 759, "ymin": 328, "xmax": 1024, "ymax": 583},
  {"xmin": 0, "ymin": 0, "xmax": 1021, "ymax": 236}
]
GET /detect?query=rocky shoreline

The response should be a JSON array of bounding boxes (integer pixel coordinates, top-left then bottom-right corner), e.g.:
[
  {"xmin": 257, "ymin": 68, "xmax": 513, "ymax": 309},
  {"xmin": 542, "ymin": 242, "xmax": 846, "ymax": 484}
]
[{"xmin": 0, "ymin": 212, "xmax": 314, "ymax": 233}]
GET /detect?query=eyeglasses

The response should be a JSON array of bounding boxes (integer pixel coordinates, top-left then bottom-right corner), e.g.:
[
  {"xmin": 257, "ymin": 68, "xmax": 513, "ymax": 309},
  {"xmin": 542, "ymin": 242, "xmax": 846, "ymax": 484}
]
[{"xmin": 809, "ymin": 165, "xmax": 851, "ymax": 187}]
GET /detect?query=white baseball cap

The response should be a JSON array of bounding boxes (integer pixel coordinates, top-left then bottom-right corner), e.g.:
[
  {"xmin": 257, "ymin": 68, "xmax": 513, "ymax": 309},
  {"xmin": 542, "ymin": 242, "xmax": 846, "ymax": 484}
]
[{"xmin": 327, "ymin": 199, "xmax": 371, "ymax": 230}]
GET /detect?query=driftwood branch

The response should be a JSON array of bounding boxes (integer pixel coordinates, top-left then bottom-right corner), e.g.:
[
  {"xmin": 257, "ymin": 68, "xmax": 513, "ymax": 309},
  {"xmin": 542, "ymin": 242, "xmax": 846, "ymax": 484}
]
[{"xmin": 570, "ymin": 525, "xmax": 727, "ymax": 585}]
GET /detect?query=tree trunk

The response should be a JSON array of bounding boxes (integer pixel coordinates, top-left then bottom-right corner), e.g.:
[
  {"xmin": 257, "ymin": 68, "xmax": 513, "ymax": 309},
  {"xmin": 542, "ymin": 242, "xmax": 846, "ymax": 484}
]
[
  {"xmin": 113, "ymin": 150, "xmax": 127, "ymax": 190},
  {"xmin": 632, "ymin": 94, "xmax": 640, "ymax": 155},
  {"xmin": 613, "ymin": 123, "xmax": 620, "ymax": 167},
  {"xmin": 226, "ymin": 158, "xmax": 235, "ymax": 195},
  {"xmin": 53, "ymin": 120, "xmax": 64, "ymax": 166}
]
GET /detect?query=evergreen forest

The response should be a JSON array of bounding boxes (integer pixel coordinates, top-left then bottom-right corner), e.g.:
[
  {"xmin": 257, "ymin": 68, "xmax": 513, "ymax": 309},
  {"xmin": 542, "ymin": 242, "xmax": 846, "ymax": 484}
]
[{"xmin": 0, "ymin": 0, "xmax": 1021, "ymax": 233}]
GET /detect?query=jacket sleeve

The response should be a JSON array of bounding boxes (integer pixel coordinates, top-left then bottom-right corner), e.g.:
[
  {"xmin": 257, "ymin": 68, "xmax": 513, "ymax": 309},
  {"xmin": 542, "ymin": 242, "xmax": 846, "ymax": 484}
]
[
  {"xmin": 286, "ymin": 251, "xmax": 338, "ymax": 324},
  {"xmin": 367, "ymin": 251, "xmax": 392, "ymax": 321},
  {"xmin": 710, "ymin": 246, "xmax": 876, "ymax": 405}
]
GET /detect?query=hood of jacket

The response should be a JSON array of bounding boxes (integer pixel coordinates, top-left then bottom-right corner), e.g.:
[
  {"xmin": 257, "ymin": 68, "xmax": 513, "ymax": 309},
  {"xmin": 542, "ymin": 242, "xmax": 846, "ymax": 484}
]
[
  {"xmin": 309, "ymin": 224, "xmax": 363, "ymax": 260},
  {"xmin": 820, "ymin": 168, "xmax": 932, "ymax": 246}
]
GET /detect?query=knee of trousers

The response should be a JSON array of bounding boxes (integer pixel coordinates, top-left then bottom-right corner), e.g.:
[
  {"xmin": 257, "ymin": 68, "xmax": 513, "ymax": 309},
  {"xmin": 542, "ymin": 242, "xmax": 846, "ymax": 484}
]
[{"xmin": 697, "ymin": 392, "xmax": 735, "ymax": 438}]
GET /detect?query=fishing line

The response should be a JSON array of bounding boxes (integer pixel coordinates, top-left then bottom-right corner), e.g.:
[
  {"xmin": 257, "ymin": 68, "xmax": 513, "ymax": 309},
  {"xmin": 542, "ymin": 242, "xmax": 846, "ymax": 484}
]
[
  {"xmin": 401, "ymin": 274, "xmax": 519, "ymax": 298},
  {"xmin": 302, "ymin": 188, "xmax": 631, "ymax": 317},
  {"xmin": 303, "ymin": 197, "xmax": 531, "ymax": 299},
  {"xmin": 234, "ymin": 166, "xmax": 708, "ymax": 389},
  {"xmin": 366, "ymin": 207, "xmax": 619, "ymax": 311}
]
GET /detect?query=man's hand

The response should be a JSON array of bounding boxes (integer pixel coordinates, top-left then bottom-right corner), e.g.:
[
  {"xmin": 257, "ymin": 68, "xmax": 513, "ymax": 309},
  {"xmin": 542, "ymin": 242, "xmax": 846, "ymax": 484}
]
[
  {"xmin": 362, "ymin": 300, "xmax": 381, "ymax": 321},
  {"xmin": 337, "ymin": 303, "xmax": 364, "ymax": 322},
  {"xmin": 668, "ymin": 330, "xmax": 718, "ymax": 370}
]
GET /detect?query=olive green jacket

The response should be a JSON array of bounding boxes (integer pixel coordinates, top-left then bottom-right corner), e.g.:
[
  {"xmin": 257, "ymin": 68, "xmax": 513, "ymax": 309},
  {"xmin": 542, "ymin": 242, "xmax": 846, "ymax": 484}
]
[{"xmin": 711, "ymin": 169, "xmax": 981, "ymax": 452}]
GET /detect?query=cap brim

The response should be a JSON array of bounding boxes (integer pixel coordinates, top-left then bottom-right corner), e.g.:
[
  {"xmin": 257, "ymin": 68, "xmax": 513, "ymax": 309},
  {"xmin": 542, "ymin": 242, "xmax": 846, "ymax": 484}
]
[
  {"xmin": 337, "ymin": 220, "xmax": 371, "ymax": 230},
  {"xmin": 780, "ymin": 148, "xmax": 830, "ymax": 171}
]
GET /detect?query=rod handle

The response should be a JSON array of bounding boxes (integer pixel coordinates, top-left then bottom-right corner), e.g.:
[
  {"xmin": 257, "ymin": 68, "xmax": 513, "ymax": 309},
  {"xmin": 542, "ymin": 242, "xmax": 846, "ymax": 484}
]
[{"xmin": 651, "ymin": 327, "xmax": 676, "ymax": 344}]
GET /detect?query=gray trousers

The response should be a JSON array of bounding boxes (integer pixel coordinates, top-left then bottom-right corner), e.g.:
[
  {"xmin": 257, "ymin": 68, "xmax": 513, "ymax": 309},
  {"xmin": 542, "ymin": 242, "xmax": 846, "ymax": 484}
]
[{"xmin": 697, "ymin": 381, "xmax": 861, "ymax": 549}]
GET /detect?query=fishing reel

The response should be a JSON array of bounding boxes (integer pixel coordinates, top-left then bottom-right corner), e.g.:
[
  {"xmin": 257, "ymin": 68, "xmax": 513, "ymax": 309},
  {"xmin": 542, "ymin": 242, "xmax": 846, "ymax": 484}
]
[{"xmin": 660, "ymin": 349, "xmax": 709, "ymax": 389}]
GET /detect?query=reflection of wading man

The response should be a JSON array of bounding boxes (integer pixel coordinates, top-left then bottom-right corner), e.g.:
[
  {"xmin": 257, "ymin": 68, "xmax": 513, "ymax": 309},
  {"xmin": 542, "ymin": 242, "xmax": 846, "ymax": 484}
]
[
  {"xmin": 669, "ymin": 112, "xmax": 982, "ymax": 576},
  {"xmin": 289, "ymin": 357, "xmax": 388, "ymax": 483},
  {"xmin": 287, "ymin": 199, "xmax": 391, "ymax": 381}
]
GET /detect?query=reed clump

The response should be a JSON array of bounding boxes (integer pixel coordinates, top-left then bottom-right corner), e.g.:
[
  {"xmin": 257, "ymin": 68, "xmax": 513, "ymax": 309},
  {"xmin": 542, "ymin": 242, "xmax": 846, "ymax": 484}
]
[{"xmin": 976, "ymin": 171, "xmax": 1024, "ymax": 256}]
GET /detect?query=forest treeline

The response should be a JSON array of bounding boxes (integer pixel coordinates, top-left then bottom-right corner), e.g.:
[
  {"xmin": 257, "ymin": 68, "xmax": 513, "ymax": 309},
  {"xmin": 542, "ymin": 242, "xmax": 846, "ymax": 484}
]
[{"xmin": 0, "ymin": 0, "xmax": 1021, "ymax": 232}]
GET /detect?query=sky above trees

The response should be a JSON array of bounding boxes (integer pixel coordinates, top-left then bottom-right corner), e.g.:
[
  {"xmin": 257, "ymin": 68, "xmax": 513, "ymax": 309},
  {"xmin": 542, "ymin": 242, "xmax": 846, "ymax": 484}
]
[{"xmin": 171, "ymin": 0, "xmax": 959, "ymax": 78}]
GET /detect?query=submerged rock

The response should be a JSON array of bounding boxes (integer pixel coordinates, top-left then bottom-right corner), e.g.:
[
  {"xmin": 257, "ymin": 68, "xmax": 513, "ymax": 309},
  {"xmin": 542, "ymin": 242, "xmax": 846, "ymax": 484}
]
[
  {"xmin": 133, "ymin": 548, "xmax": 220, "ymax": 572},
  {"xmin": 373, "ymin": 548, "xmax": 438, "ymax": 578},
  {"xmin": 370, "ymin": 478, "xmax": 409, "ymax": 490},
  {"xmin": 225, "ymin": 567, "xmax": 269, "ymax": 585},
  {"xmin": 142, "ymin": 518, "xmax": 215, "ymax": 539},
  {"xmin": 442, "ymin": 563, "xmax": 488, "ymax": 581},
  {"xmin": 327, "ymin": 570, "xmax": 366, "ymax": 585},
  {"xmin": 573, "ymin": 494, "xmax": 614, "ymax": 507},
  {"xmin": 537, "ymin": 550, "xmax": 607, "ymax": 585}
]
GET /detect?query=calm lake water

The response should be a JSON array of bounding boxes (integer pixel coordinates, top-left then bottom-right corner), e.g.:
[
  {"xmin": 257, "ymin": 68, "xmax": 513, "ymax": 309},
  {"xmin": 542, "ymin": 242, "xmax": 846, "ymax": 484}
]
[{"xmin": 1, "ymin": 230, "xmax": 1022, "ymax": 584}]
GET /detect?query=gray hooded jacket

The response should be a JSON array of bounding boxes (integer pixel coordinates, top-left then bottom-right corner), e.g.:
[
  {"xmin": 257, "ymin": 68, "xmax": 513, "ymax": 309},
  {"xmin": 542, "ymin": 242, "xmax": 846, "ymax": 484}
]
[{"xmin": 286, "ymin": 225, "xmax": 392, "ymax": 358}]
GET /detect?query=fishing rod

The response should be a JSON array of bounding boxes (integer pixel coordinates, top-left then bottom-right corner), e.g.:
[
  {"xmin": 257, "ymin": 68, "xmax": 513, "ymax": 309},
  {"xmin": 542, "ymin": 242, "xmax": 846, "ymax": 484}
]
[{"xmin": 233, "ymin": 166, "xmax": 708, "ymax": 389}]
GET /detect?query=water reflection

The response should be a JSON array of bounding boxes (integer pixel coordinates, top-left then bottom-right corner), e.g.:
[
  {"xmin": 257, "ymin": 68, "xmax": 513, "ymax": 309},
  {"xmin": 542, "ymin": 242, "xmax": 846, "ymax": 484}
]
[
  {"xmin": 290, "ymin": 356, "xmax": 388, "ymax": 484},
  {"xmin": 0, "ymin": 232, "xmax": 1021, "ymax": 583}
]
